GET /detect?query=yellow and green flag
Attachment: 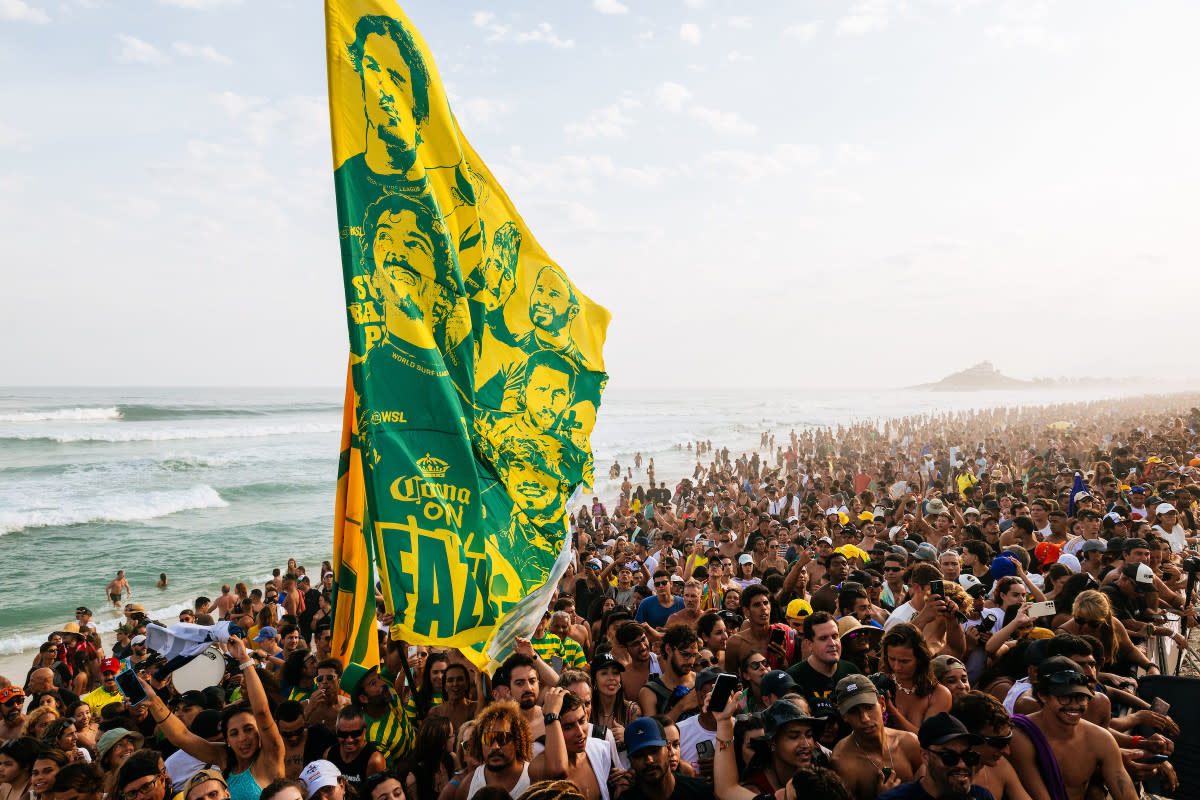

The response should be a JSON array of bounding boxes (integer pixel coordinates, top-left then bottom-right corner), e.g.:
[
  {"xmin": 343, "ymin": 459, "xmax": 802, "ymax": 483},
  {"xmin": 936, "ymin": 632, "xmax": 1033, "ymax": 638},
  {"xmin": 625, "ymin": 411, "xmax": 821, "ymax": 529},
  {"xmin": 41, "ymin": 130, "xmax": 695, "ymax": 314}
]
[{"xmin": 325, "ymin": 0, "xmax": 609, "ymax": 674}]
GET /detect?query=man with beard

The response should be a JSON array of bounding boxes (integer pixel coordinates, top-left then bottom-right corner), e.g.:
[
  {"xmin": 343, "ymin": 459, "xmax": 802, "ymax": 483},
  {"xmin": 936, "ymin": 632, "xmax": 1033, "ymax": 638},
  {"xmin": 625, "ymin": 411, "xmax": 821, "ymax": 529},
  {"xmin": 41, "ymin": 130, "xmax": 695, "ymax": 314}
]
[
  {"xmin": 503, "ymin": 653, "xmax": 548, "ymax": 740},
  {"xmin": 1008, "ymin": 657, "xmax": 1137, "ymax": 800},
  {"xmin": 831, "ymin": 673, "xmax": 920, "ymax": 800},
  {"xmin": 455, "ymin": 701, "xmax": 534, "ymax": 799},
  {"xmin": 0, "ymin": 686, "xmax": 25, "ymax": 739},
  {"xmin": 880, "ymin": 712, "xmax": 990, "ymax": 800},
  {"xmin": 616, "ymin": 717, "xmax": 713, "ymax": 800},
  {"xmin": 341, "ymin": 664, "xmax": 415, "ymax": 764},
  {"xmin": 324, "ymin": 705, "xmax": 386, "ymax": 786},
  {"xmin": 639, "ymin": 626, "xmax": 699, "ymax": 721},
  {"xmin": 531, "ymin": 689, "xmax": 611, "ymax": 800}
]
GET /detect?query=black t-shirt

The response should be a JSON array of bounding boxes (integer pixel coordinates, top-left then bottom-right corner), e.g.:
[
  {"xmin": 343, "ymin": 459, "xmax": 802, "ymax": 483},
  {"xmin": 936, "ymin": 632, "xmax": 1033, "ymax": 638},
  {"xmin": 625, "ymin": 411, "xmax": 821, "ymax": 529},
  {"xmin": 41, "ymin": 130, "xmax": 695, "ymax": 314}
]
[
  {"xmin": 786, "ymin": 659, "xmax": 859, "ymax": 719},
  {"xmin": 880, "ymin": 781, "xmax": 994, "ymax": 800},
  {"xmin": 1100, "ymin": 584, "xmax": 1140, "ymax": 622},
  {"xmin": 617, "ymin": 773, "xmax": 714, "ymax": 800}
]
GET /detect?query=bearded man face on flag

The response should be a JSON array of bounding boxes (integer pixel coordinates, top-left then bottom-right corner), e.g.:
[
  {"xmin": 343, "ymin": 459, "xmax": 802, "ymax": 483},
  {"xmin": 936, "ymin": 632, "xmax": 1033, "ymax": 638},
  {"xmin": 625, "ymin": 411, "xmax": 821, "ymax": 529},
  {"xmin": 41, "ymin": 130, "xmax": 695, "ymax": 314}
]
[{"xmin": 348, "ymin": 15, "xmax": 431, "ymax": 172}]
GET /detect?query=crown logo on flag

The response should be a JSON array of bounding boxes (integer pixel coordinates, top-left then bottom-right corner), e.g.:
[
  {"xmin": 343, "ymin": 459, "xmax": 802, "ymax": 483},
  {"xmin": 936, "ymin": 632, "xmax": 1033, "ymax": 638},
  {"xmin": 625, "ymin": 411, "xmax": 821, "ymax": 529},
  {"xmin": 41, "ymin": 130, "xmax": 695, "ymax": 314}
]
[{"xmin": 416, "ymin": 454, "xmax": 450, "ymax": 478}]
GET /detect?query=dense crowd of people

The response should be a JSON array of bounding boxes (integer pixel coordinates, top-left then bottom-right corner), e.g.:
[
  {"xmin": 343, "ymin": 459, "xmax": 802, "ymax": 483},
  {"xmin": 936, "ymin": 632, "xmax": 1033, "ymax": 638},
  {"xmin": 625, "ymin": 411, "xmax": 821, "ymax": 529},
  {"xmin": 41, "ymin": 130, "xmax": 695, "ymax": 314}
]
[{"xmin": 4, "ymin": 394, "xmax": 1200, "ymax": 800}]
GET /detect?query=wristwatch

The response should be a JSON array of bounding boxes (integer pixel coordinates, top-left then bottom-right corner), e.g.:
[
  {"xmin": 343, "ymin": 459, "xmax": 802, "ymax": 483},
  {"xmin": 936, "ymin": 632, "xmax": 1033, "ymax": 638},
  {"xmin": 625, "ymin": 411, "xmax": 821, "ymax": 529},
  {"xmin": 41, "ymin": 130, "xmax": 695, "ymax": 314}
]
[{"xmin": 543, "ymin": 713, "xmax": 561, "ymax": 725}]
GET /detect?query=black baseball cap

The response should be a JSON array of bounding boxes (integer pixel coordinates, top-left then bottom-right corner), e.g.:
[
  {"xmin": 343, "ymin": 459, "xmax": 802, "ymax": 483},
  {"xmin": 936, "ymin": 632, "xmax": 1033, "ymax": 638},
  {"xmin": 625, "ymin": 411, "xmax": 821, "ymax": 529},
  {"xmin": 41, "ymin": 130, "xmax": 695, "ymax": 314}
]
[{"xmin": 917, "ymin": 712, "xmax": 983, "ymax": 748}]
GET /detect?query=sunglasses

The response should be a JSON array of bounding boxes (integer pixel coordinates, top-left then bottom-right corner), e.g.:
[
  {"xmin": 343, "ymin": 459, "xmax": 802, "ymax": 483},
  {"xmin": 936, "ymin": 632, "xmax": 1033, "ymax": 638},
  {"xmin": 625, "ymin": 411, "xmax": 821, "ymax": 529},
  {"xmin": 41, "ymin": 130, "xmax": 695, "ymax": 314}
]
[
  {"xmin": 929, "ymin": 748, "xmax": 982, "ymax": 767},
  {"xmin": 1073, "ymin": 617, "xmax": 1102, "ymax": 628},
  {"xmin": 981, "ymin": 733, "xmax": 1012, "ymax": 748},
  {"xmin": 336, "ymin": 728, "xmax": 364, "ymax": 739},
  {"xmin": 482, "ymin": 730, "xmax": 514, "ymax": 747},
  {"xmin": 279, "ymin": 728, "xmax": 306, "ymax": 741},
  {"xmin": 654, "ymin": 580, "xmax": 669, "ymax": 587},
  {"xmin": 1041, "ymin": 671, "xmax": 1090, "ymax": 689},
  {"xmin": 747, "ymin": 660, "xmax": 770, "ymax": 671}
]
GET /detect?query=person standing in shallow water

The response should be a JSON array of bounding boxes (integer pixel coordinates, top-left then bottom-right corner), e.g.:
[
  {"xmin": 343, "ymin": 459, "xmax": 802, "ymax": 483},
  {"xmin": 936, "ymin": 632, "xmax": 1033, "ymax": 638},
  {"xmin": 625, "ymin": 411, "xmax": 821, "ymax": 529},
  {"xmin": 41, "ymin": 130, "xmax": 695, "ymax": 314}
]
[{"xmin": 158, "ymin": 573, "xmax": 168, "ymax": 589}]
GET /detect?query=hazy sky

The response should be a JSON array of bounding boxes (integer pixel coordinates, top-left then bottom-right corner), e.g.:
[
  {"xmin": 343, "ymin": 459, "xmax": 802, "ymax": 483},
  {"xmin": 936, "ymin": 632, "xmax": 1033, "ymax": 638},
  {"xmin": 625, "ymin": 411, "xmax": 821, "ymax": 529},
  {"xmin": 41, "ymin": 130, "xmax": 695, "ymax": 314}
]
[{"xmin": 4, "ymin": 0, "xmax": 1199, "ymax": 389}]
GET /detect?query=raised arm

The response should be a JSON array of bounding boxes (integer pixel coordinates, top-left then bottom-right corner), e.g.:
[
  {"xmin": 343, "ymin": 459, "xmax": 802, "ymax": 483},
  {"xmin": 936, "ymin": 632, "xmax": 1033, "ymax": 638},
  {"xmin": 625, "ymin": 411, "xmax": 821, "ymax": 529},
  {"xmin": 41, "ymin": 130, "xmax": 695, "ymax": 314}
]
[{"xmin": 229, "ymin": 635, "xmax": 285, "ymax": 781}]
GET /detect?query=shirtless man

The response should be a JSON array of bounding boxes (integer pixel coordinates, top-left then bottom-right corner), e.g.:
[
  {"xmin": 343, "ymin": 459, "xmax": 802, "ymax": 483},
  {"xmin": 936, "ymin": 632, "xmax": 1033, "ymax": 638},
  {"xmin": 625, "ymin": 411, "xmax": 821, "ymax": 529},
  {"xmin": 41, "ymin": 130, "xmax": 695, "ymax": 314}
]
[
  {"xmin": 427, "ymin": 663, "xmax": 477, "ymax": 734},
  {"xmin": 725, "ymin": 585, "xmax": 790, "ymax": 675},
  {"xmin": 106, "ymin": 571, "xmax": 131, "ymax": 608},
  {"xmin": 951, "ymin": 691, "xmax": 1034, "ymax": 800},
  {"xmin": 614, "ymin": 622, "xmax": 656, "ymax": 704},
  {"xmin": 1008, "ymin": 657, "xmax": 1138, "ymax": 800},
  {"xmin": 212, "ymin": 586, "xmax": 237, "ymax": 620},
  {"xmin": 831, "ymin": 674, "xmax": 919, "ymax": 800},
  {"xmin": 665, "ymin": 580, "xmax": 704, "ymax": 628},
  {"xmin": 530, "ymin": 689, "xmax": 609, "ymax": 800},
  {"xmin": 0, "ymin": 686, "xmax": 25, "ymax": 739}
]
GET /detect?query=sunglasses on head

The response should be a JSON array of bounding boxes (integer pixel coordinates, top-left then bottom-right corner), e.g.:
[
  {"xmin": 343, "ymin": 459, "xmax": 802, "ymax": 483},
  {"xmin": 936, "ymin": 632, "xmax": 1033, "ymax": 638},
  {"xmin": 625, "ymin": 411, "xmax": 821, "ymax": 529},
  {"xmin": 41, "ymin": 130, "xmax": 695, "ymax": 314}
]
[
  {"xmin": 1041, "ymin": 670, "xmax": 1090, "ymax": 689},
  {"xmin": 929, "ymin": 748, "xmax": 982, "ymax": 767}
]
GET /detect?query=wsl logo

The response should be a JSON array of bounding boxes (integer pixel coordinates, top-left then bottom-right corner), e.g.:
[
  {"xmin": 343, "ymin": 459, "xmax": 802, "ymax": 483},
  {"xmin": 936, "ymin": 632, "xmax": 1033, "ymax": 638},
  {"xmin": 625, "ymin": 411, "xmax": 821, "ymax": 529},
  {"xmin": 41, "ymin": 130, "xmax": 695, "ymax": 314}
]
[{"xmin": 369, "ymin": 410, "xmax": 408, "ymax": 424}]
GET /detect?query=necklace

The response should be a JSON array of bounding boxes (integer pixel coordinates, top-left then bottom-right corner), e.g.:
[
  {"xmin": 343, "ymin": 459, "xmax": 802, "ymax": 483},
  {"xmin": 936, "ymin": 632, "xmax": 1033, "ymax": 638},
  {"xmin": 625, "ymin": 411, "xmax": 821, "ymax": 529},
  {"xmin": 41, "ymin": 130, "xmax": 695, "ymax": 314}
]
[
  {"xmin": 896, "ymin": 680, "xmax": 916, "ymax": 695},
  {"xmin": 854, "ymin": 733, "xmax": 895, "ymax": 776}
]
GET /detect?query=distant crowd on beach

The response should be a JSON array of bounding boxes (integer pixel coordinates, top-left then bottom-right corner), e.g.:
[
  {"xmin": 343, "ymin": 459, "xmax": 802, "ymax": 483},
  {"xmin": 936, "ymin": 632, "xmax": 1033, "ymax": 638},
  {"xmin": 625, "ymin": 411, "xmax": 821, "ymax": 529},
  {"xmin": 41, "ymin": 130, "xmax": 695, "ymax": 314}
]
[{"xmin": 4, "ymin": 394, "xmax": 1200, "ymax": 800}]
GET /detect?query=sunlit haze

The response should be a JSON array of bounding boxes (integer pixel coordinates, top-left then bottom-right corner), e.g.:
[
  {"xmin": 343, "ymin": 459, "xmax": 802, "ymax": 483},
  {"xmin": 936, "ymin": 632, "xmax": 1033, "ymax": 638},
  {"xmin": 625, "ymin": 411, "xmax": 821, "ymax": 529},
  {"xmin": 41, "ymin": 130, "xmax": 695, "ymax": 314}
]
[{"xmin": 4, "ymin": 0, "xmax": 1199, "ymax": 388}]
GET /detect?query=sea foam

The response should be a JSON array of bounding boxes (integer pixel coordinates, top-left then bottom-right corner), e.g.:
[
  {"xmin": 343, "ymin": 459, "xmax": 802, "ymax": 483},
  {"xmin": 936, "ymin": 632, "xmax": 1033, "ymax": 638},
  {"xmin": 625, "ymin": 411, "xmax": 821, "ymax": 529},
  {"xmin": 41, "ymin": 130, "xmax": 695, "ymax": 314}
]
[{"xmin": 0, "ymin": 485, "xmax": 229, "ymax": 535}]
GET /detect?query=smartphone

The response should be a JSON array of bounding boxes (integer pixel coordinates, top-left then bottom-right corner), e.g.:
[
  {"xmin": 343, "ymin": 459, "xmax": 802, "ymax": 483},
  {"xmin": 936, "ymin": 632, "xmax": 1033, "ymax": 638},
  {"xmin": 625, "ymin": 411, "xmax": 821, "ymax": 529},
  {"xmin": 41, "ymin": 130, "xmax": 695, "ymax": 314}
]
[
  {"xmin": 708, "ymin": 673, "xmax": 739, "ymax": 714},
  {"xmin": 928, "ymin": 580, "xmax": 944, "ymax": 596},
  {"xmin": 696, "ymin": 739, "xmax": 715, "ymax": 760},
  {"xmin": 979, "ymin": 616, "xmax": 996, "ymax": 633},
  {"xmin": 1137, "ymin": 753, "xmax": 1170, "ymax": 764},
  {"xmin": 549, "ymin": 655, "xmax": 563, "ymax": 673},
  {"xmin": 770, "ymin": 627, "xmax": 787, "ymax": 648},
  {"xmin": 1028, "ymin": 601, "xmax": 1056, "ymax": 618},
  {"xmin": 114, "ymin": 668, "xmax": 148, "ymax": 706}
]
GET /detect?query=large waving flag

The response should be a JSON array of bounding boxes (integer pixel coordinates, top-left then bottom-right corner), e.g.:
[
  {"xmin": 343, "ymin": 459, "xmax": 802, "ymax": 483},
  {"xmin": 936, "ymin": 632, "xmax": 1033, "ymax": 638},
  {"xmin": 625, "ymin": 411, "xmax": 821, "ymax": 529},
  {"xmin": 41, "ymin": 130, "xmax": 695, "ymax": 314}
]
[{"xmin": 326, "ymin": 1, "xmax": 609, "ymax": 674}]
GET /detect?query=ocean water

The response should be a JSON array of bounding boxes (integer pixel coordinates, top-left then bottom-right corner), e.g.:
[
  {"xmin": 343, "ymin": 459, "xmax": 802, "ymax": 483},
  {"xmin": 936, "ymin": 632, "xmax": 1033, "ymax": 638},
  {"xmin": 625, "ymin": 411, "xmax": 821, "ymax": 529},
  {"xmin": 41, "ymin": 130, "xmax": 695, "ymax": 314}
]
[{"xmin": 0, "ymin": 382, "xmax": 1153, "ymax": 664}]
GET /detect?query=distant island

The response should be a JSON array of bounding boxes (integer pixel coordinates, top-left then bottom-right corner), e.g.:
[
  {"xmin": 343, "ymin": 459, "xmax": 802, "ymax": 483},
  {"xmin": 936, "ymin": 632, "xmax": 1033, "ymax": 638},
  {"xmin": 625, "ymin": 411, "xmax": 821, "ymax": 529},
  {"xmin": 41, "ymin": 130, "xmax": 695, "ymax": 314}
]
[{"xmin": 909, "ymin": 362, "xmax": 1139, "ymax": 392}]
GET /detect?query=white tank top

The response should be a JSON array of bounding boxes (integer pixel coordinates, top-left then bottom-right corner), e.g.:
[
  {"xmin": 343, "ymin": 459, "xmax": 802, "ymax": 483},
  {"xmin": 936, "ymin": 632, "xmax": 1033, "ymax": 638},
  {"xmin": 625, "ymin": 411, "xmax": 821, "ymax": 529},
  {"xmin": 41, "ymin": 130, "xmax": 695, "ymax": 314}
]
[{"xmin": 467, "ymin": 761, "xmax": 531, "ymax": 800}]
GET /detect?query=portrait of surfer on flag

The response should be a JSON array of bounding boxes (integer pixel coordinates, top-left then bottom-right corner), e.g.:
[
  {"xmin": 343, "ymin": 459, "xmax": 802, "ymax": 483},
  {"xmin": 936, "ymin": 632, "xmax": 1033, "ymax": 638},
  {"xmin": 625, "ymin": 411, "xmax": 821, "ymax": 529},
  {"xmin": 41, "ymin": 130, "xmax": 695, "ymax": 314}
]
[{"xmin": 324, "ymin": 0, "xmax": 610, "ymax": 688}]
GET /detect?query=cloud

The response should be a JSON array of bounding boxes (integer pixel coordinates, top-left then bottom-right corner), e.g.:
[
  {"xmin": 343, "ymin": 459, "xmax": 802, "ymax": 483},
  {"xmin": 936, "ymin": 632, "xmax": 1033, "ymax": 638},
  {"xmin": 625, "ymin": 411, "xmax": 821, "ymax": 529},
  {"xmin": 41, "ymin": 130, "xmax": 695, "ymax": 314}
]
[
  {"xmin": 654, "ymin": 82, "xmax": 691, "ymax": 112},
  {"xmin": 727, "ymin": 51, "xmax": 752, "ymax": 63},
  {"xmin": 684, "ymin": 0, "xmax": 705, "ymax": 7},
  {"xmin": 689, "ymin": 106, "xmax": 756, "ymax": 136},
  {"xmin": 836, "ymin": 0, "xmax": 891, "ymax": 35},
  {"xmin": 565, "ymin": 97, "xmax": 639, "ymax": 139},
  {"xmin": 635, "ymin": 29, "xmax": 654, "ymax": 41},
  {"xmin": 785, "ymin": 21, "xmax": 822, "ymax": 42},
  {"xmin": 116, "ymin": 34, "xmax": 167, "ymax": 64},
  {"xmin": 699, "ymin": 143, "xmax": 821, "ymax": 181},
  {"xmin": 0, "ymin": 0, "xmax": 49, "ymax": 23},
  {"xmin": 593, "ymin": 0, "xmax": 628, "ymax": 14},
  {"xmin": 446, "ymin": 88, "xmax": 510, "ymax": 128},
  {"xmin": 210, "ymin": 92, "xmax": 326, "ymax": 149},
  {"xmin": 727, "ymin": 16, "xmax": 752, "ymax": 30},
  {"xmin": 173, "ymin": 41, "xmax": 232, "ymax": 64},
  {"xmin": 655, "ymin": 81, "xmax": 753, "ymax": 135},
  {"xmin": 474, "ymin": 14, "xmax": 574, "ymax": 48},
  {"xmin": 493, "ymin": 149, "xmax": 669, "ymax": 198},
  {"xmin": 514, "ymin": 22, "xmax": 574, "ymax": 48},
  {"xmin": 679, "ymin": 23, "xmax": 702, "ymax": 44}
]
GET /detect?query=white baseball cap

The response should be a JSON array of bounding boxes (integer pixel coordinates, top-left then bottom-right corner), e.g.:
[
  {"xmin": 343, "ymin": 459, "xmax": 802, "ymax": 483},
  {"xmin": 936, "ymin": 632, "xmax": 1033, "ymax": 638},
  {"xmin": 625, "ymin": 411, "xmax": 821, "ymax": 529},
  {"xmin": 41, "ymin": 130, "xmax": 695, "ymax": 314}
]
[{"xmin": 299, "ymin": 761, "xmax": 341, "ymax": 799}]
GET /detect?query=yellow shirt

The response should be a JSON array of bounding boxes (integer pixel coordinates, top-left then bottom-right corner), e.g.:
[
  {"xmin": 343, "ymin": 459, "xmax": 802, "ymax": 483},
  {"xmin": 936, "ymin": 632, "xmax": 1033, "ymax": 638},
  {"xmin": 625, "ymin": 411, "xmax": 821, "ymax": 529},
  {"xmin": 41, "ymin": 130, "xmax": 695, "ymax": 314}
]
[{"xmin": 83, "ymin": 685, "xmax": 123, "ymax": 716}]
